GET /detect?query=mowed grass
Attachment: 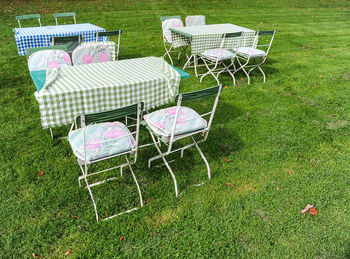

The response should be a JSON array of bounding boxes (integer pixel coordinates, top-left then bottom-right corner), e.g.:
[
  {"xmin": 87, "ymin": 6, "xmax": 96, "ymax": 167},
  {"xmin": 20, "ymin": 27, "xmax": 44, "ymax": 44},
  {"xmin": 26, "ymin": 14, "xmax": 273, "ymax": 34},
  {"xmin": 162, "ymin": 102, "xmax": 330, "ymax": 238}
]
[{"xmin": 1, "ymin": 0, "xmax": 350, "ymax": 257}]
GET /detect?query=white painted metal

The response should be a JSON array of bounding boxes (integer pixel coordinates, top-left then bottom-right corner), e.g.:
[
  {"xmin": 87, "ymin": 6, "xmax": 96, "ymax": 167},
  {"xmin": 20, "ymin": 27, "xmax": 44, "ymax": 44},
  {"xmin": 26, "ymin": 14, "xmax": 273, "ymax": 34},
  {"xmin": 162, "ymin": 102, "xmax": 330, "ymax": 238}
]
[
  {"xmin": 69, "ymin": 103, "xmax": 144, "ymax": 222},
  {"xmin": 146, "ymin": 85, "xmax": 223, "ymax": 197}
]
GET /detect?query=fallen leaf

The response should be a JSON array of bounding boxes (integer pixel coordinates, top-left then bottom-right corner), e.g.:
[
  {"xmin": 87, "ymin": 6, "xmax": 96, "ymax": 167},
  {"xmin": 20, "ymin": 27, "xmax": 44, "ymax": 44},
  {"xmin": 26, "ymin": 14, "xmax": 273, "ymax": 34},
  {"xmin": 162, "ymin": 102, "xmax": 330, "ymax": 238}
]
[
  {"xmin": 153, "ymin": 180, "xmax": 157, "ymax": 184},
  {"xmin": 150, "ymin": 231, "xmax": 156, "ymax": 237},
  {"xmin": 119, "ymin": 235, "xmax": 124, "ymax": 241},
  {"xmin": 15, "ymin": 91, "xmax": 21, "ymax": 96},
  {"xmin": 39, "ymin": 171, "xmax": 44, "ymax": 176},
  {"xmin": 225, "ymin": 183, "xmax": 234, "ymax": 187},
  {"xmin": 71, "ymin": 214, "xmax": 79, "ymax": 219},
  {"xmin": 309, "ymin": 208, "xmax": 318, "ymax": 215},
  {"xmin": 224, "ymin": 86, "xmax": 228, "ymax": 89},
  {"xmin": 276, "ymin": 187, "xmax": 280, "ymax": 191},
  {"xmin": 143, "ymin": 197, "xmax": 151, "ymax": 205},
  {"xmin": 154, "ymin": 225, "xmax": 159, "ymax": 228},
  {"xmin": 65, "ymin": 249, "xmax": 71, "ymax": 256},
  {"xmin": 287, "ymin": 171, "xmax": 292, "ymax": 175},
  {"xmin": 32, "ymin": 253, "xmax": 40, "ymax": 258},
  {"xmin": 300, "ymin": 204, "xmax": 314, "ymax": 214},
  {"xmin": 223, "ymin": 158, "xmax": 231, "ymax": 163}
]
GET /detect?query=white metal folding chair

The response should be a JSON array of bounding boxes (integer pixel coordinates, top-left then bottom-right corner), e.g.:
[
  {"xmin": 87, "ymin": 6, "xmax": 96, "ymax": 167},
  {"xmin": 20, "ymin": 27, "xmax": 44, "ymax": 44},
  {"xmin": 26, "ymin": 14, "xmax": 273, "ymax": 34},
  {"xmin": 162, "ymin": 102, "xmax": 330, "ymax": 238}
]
[
  {"xmin": 16, "ymin": 14, "xmax": 41, "ymax": 28},
  {"xmin": 234, "ymin": 30, "xmax": 276, "ymax": 83},
  {"xmin": 53, "ymin": 12, "xmax": 76, "ymax": 25},
  {"xmin": 185, "ymin": 15, "xmax": 206, "ymax": 27},
  {"xmin": 68, "ymin": 102, "xmax": 144, "ymax": 222},
  {"xmin": 94, "ymin": 30, "xmax": 122, "ymax": 61},
  {"xmin": 160, "ymin": 16, "xmax": 187, "ymax": 65},
  {"xmin": 143, "ymin": 85, "xmax": 223, "ymax": 197},
  {"xmin": 198, "ymin": 32, "xmax": 242, "ymax": 85}
]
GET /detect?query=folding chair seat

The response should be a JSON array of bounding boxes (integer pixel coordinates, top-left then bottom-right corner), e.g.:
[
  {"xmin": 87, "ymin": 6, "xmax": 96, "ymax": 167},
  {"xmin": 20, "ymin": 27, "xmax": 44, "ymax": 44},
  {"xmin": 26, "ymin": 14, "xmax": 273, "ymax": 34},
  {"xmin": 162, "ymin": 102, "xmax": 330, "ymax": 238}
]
[
  {"xmin": 68, "ymin": 102, "xmax": 144, "ymax": 222},
  {"xmin": 51, "ymin": 35, "xmax": 83, "ymax": 55},
  {"xmin": 234, "ymin": 30, "xmax": 276, "ymax": 84},
  {"xmin": 72, "ymin": 43, "xmax": 112, "ymax": 66},
  {"xmin": 185, "ymin": 15, "xmax": 206, "ymax": 27},
  {"xmin": 144, "ymin": 85, "xmax": 223, "ymax": 197},
  {"xmin": 199, "ymin": 32, "xmax": 242, "ymax": 85},
  {"xmin": 160, "ymin": 16, "xmax": 188, "ymax": 65},
  {"xmin": 16, "ymin": 14, "xmax": 41, "ymax": 28},
  {"xmin": 53, "ymin": 12, "xmax": 76, "ymax": 25}
]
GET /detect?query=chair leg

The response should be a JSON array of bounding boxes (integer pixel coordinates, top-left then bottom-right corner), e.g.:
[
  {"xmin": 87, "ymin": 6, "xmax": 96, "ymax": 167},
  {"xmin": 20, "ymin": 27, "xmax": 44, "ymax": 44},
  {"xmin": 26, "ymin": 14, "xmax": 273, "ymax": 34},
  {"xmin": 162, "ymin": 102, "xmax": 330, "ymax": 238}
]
[
  {"xmin": 258, "ymin": 65, "xmax": 266, "ymax": 83},
  {"xmin": 149, "ymin": 133, "xmax": 178, "ymax": 197},
  {"xmin": 162, "ymin": 42, "xmax": 174, "ymax": 65},
  {"xmin": 83, "ymin": 173, "xmax": 100, "ymax": 222},
  {"xmin": 191, "ymin": 136, "xmax": 211, "ymax": 179},
  {"xmin": 200, "ymin": 58, "xmax": 220, "ymax": 85},
  {"xmin": 125, "ymin": 155, "xmax": 143, "ymax": 207}
]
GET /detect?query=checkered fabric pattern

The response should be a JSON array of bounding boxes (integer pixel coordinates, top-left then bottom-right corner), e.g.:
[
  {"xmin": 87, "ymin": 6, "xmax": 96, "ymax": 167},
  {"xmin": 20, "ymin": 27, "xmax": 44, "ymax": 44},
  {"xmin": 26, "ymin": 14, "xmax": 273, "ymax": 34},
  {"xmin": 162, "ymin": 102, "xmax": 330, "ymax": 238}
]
[
  {"xmin": 34, "ymin": 57, "xmax": 181, "ymax": 128},
  {"xmin": 14, "ymin": 23, "xmax": 106, "ymax": 56},
  {"xmin": 81, "ymin": 41, "xmax": 116, "ymax": 60},
  {"xmin": 170, "ymin": 24, "xmax": 255, "ymax": 54}
]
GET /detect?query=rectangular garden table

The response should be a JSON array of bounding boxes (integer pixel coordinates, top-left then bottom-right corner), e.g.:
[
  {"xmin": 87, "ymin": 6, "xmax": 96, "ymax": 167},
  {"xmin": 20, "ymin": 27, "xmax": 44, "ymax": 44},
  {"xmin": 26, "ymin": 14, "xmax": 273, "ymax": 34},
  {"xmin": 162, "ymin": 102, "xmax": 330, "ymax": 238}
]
[
  {"xmin": 13, "ymin": 23, "xmax": 106, "ymax": 56},
  {"xmin": 34, "ymin": 56, "xmax": 181, "ymax": 128},
  {"xmin": 169, "ymin": 23, "xmax": 255, "ymax": 70}
]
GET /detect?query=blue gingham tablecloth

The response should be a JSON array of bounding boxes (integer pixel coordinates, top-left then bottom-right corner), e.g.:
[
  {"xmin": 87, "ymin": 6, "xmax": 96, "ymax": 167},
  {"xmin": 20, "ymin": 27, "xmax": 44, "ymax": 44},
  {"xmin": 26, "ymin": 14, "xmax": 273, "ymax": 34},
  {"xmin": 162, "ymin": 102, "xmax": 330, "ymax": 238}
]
[{"xmin": 14, "ymin": 23, "xmax": 106, "ymax": 56}]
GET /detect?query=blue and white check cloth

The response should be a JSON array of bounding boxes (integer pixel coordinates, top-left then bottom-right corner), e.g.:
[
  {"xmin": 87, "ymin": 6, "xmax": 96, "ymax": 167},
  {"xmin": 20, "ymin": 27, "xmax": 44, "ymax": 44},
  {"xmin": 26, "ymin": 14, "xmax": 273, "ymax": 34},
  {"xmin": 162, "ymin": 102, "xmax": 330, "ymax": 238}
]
[{"xmin": 14, "ymin": 23, "xmax": 106, "ymax": 56}]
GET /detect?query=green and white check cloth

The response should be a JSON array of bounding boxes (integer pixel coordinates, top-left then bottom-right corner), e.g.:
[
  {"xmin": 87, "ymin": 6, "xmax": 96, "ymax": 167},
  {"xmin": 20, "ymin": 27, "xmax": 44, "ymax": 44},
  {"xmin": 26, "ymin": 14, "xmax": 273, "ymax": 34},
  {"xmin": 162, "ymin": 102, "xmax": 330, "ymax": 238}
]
[
  {"xmin": 170, "ymin": 23, "xmax": 255, "ymax": 54},
  {"xmin": 34, "ymin": 56, "xmax": 181, "ymax": 128}
]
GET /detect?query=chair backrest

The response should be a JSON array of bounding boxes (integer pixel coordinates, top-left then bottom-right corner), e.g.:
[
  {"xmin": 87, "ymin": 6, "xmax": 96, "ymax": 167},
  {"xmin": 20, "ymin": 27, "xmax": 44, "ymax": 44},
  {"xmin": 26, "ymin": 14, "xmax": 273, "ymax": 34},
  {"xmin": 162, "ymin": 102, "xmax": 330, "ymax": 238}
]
[
  {"xmin": 53, "ymin": 12, "xmax": 76, "ymax": 26},
  {"xmin": 160, "ymin": 16, "xmax": 181, "ymax": 21},
  {"xmin": 161, "ymin": 17, "xmax": 183, "ymax": 42},
  {"xmin": 28, "ymin": 49, "xmax": 72, "ymax": 71},
  {"xmin": 257, "ymin": 30, "xmax": 276, "ymax": 56},
  {"xmin": 26, "ymin": 45, "xmax": 68, "ymax": 57},
  {"xmin": 185, "ymin": 15, "xmax": 205, "ymax": 27},
  {"xmin": 95, "ymin": 30, "xmax": 122, "ymax": 60},
  {"xmin": 169, "ymin": 85, "xmax": 222, "ymax": 144},
  {"xmin": 76, "ymin": 102, "xmax": 144, "ymax": 128},
  {"xmin": 51, "ymin": 35, "xmax": 82, "ymax": 53},
  {"xmin": 72, "ymin": 43, "xmax": 112, "ymax": 66},
  {"xmin": 16, "ymin": 14, "xmax": 41, "ymax": 28}
]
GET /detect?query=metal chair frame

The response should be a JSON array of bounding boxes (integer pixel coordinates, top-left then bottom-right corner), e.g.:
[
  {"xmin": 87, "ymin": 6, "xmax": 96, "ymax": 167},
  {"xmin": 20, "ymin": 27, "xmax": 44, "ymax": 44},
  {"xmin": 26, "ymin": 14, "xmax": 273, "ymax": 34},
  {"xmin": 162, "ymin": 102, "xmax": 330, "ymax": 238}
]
[
  {"xmin": 69, "ymin": 102, "xmax": 144, "ymax": 222},
  {"xmin": 54, "ymin": 12, "xmax": 76, "ymax": 26},
  {"xmin": 234, "ymin": 30, "xmax": 275, "ymax": 84},
  {"xmin": 16, "ymin": 14, "xmax": 41, "ymax": 28},
  {"xmin": 160, "ymin": 16, "xmax": 188, "ymax": 65},
  {"xmin": 95, "ymin": 30, "xmax": 122, "ymax": 61},
  {"xmin": 199, "ymin": 32, "xmax": 242, "ymax": 85},
  {"xmin": 145, "ymin": 85, "xmax": 223, "ymax": 197}
]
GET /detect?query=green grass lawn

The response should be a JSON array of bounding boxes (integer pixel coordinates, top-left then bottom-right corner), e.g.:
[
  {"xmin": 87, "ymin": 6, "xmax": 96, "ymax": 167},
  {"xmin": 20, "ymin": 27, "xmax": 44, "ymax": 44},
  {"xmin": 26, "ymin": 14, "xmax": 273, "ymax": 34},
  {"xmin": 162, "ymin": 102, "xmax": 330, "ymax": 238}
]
[{"xmin": 1, "ymin": 0, "xmax": 350, "ymax": 257}]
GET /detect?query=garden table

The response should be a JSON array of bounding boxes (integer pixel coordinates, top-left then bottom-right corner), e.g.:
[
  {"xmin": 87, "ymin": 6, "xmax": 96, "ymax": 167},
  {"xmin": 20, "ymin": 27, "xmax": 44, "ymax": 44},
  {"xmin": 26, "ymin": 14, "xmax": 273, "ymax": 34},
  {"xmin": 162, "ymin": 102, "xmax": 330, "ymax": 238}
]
[
  {"xmin": 169, "ymin": 23, "xmax": 254, "ymax": 70},
  {"xmin": 34, "ymin": 56, "xmax": 181, "ymax": 128},
  {"xmin": 13, "ymin": 23, "xmax": 106, "ymax": 56}
]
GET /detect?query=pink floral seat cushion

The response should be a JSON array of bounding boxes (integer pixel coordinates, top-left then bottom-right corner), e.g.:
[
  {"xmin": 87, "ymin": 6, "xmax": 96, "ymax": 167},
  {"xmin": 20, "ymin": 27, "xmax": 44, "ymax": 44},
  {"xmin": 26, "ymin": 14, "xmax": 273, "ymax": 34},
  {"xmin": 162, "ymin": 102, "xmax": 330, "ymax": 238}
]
[
  {"xmin": 72, "ymin": 44, "xmax": 112, "ymax": 66},
  {"xmin": 68, "ymin": 122, "xmax": 135, "ymax": 162},
  {"xmin": 28, "ymin": 49, "xmax": 71, "ymax": 71},
  {"xmin": 201, "ymin": 48, "xmax": 235, "ymax": 60},
  {"xmin": 143, "ymin": 106, "xmax": 207, "ymax": 137},
  {"xmin": 236, "ymin": 47, "xmax": 266, "ymax": 58}
]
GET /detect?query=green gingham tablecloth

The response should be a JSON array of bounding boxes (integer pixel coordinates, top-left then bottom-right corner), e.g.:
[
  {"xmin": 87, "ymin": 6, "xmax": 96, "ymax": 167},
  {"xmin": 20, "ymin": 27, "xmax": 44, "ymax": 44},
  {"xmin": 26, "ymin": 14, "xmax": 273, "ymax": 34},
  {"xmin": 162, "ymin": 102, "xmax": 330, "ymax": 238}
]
[
  {"xmin": 34, "ymin": 56, "xmax": 181, "ymax": 128},
  {"xmin": 170, "ymin": 23, "xmax": 255, "ymax": 54}
]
